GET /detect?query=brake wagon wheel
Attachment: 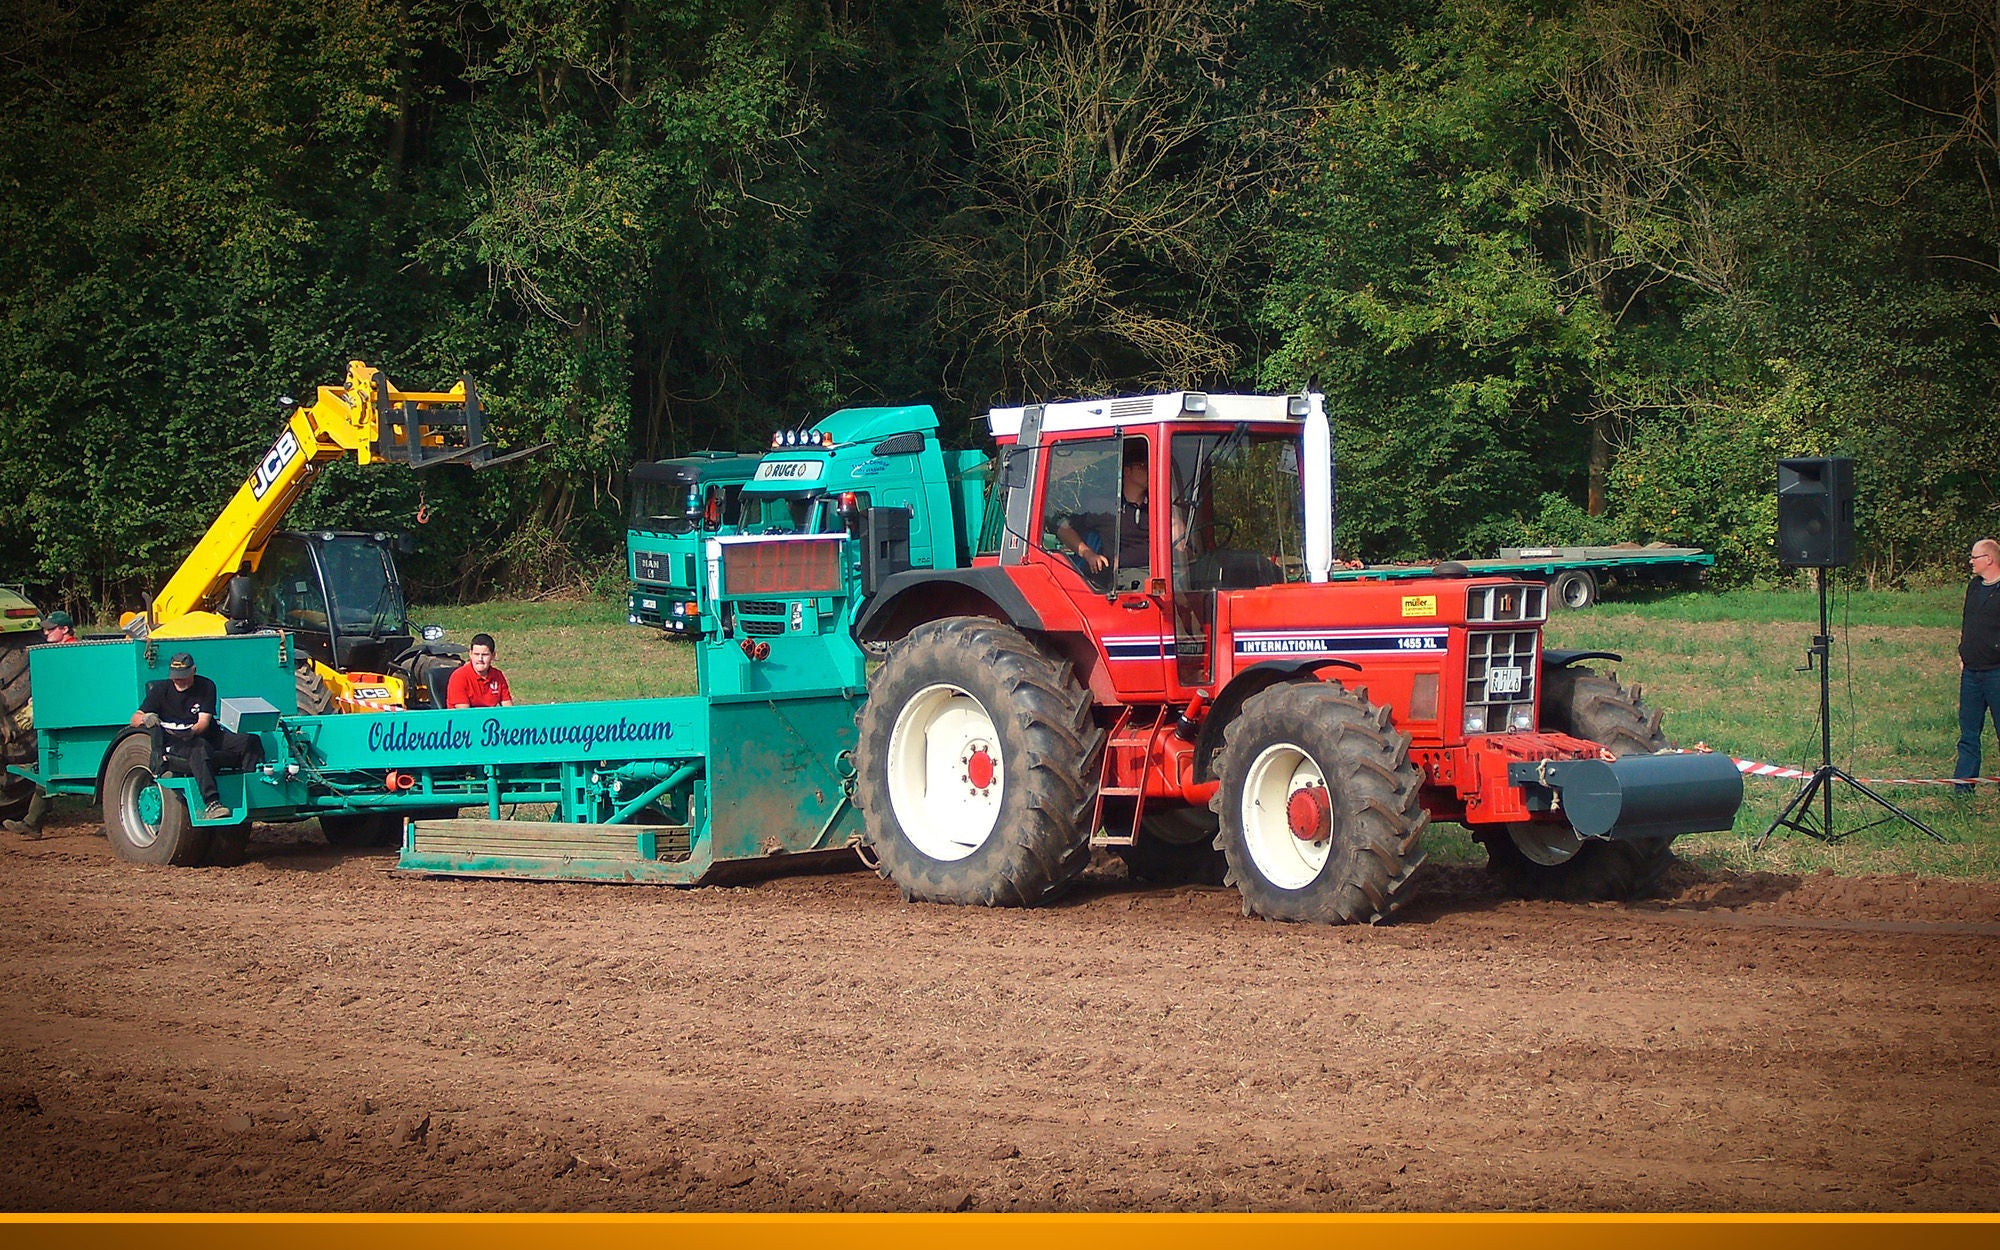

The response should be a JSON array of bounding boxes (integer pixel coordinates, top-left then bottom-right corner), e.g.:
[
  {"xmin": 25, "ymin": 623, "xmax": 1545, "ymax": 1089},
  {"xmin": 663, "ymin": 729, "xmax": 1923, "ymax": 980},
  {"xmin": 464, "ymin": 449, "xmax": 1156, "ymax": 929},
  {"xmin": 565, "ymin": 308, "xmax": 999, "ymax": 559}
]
[
  {"xmin": 1481, "ymin": 666, "xmax": 1677, "ymax": 902},
  {"xmin": 855, "ymin": 617, "xmax": 1102, "ymax": 907},
  {"xmin": 1212, "ymin": 682, "xmax": 1427, "ymax": 924},
  {"xmin": 102, "ymin": 734, "xmax": 210, "ymax": 866}
]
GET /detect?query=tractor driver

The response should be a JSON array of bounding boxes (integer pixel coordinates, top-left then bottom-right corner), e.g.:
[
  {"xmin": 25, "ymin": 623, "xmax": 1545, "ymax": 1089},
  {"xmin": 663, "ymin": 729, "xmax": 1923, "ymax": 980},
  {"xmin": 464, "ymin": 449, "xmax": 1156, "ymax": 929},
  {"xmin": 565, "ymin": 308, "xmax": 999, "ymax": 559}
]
[
  {"xmin": 1054, "ymin": 440, "xmax": 1186, "ymax": 581},
  {"xmin": 130, "ymin": 652, "xmax": 263, "ymax": 822}
]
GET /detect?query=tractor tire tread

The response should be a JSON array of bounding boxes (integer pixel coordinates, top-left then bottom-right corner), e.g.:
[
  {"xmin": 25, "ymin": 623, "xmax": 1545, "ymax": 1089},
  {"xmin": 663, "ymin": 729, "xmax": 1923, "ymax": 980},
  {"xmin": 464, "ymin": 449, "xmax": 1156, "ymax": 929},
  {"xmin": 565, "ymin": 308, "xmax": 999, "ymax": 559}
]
[
  {"xmin": 856, "ymin": 616, "xmax": 1102, "ymax": 907},
  {"xmin": 1213, "ymin": 681, "xmax": 1428, "ymax": 925}
]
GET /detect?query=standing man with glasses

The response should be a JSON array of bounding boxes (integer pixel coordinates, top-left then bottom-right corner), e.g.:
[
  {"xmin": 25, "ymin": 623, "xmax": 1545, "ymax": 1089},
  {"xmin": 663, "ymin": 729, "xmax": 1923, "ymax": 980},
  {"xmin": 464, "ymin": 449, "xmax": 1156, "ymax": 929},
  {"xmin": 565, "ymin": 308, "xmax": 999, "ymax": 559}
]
[{"xmin": 1955, "ymin": 538, "xmax": 2000, "ymax": 794}]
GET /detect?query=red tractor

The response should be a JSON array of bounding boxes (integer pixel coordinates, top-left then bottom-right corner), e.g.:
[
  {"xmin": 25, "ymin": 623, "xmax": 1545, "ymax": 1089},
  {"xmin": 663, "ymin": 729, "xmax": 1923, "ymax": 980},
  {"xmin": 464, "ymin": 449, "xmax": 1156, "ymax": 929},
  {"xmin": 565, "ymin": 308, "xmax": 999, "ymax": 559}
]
[{"xmin": 850, "ymin": 391, "xmax": 1742, "ymax": 923}]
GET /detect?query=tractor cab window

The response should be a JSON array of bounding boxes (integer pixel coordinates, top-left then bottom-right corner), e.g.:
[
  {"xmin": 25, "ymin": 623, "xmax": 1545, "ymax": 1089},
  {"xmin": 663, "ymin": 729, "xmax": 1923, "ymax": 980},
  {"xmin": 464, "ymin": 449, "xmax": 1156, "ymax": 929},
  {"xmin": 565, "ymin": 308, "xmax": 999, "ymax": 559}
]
[
  {"xmin": 1043, "ymin": 435, "xmax": 1151, "ymax": 590},
  {"xmin": 1171, "ymin": 430, "xmax": 1302, "ymax": 592},
  {"xmin": 317, "ymin": 539, "xmax": 407, "ymax": 636},
  {"xmin": 251, "ymin": 536, "xmax": 329, "ymax": 633}
]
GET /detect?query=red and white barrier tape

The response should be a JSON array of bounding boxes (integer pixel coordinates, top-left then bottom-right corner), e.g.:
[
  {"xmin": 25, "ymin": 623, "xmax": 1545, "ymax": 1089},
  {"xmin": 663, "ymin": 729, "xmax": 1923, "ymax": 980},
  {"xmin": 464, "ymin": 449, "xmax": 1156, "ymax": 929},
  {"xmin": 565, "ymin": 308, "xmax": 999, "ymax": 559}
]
[{"xmin": 1677, "ymin": 745, "xmax": 1990, "ymax": 788}]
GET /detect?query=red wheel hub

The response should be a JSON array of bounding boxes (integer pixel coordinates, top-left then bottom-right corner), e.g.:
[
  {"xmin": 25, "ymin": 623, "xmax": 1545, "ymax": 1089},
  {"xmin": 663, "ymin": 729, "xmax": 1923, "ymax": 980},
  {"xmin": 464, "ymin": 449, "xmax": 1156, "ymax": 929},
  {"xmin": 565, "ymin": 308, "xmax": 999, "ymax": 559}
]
[
  {"xmin": 1286, "ymin": 784, "xmax": 1331, "ymax": 842},
  {"xmin": 965, "ymin": 746, "xmax": 996, "ymax": 791}
]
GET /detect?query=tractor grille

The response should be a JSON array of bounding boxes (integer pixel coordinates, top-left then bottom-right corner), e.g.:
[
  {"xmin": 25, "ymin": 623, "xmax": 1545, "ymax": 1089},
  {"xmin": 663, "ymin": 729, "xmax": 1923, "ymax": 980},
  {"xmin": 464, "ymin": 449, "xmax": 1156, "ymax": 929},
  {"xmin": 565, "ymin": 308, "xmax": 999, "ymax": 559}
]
[
  {"xmin": 738, "ymin": 600, "xmax": 787, "ymax": 617},
  {"xmin": 740, "ymin": 618, "xmax": 784, "ymax": 637},
  {"xmin": 1466, "ymin": 629, "xmax": 1538, "ymax": 706}
]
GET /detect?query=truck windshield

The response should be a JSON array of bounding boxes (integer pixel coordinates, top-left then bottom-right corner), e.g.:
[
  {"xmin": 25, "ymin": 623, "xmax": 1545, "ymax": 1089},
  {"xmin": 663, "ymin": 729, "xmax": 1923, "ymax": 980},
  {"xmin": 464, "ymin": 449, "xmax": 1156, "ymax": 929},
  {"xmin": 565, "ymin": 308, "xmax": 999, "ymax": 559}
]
[
  {"xmin": 741, "ymin": 493, "xmax": 827, "ymax": 533},
  {"xmin": 318, "ymin": 539, "xmax": 407, "ymax": 635},
  {"xmin": 631, "ymin": 479, "xmax": 695, "ymax": 534},
  {"xmin": 1171, "ymin": 431, "xmax": 1304, "ymax": 590}
]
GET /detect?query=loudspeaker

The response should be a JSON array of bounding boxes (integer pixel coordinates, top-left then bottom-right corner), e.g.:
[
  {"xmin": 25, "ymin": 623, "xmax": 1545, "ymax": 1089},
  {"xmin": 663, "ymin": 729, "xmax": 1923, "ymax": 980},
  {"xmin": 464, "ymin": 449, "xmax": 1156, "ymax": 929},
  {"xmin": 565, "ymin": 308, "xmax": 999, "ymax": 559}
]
[
  {"xmin": 1777, "ymin": 457, "xmax": 1854, "ymax": 568},
  {"xmin": 860, "ymin": 506, "xmax": 912, "ymax": 594}
]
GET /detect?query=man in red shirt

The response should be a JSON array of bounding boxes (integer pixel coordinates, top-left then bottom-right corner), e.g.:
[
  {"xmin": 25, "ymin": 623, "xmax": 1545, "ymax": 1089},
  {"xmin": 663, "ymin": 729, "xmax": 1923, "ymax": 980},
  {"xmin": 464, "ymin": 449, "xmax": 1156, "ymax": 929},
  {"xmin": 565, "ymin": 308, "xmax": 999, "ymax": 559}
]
[{"xmin": 445, "ymin": 633, "xmax": 514, "ymax": 709}]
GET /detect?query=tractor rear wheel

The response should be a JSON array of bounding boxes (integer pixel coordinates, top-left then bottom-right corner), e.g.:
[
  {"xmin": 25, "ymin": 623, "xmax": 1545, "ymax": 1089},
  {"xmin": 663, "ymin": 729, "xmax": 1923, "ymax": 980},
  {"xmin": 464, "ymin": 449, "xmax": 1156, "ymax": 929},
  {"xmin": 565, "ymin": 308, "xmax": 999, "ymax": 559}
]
[
  {"xmin": 1213, "ymin": 682, "xmax": 1427, "ymax": 924},
  {"xmin": 1483, "ymin": 667, "xmax": 1677, "ymax": 902},
  {"xmin": 1114, "ymin": 807, "xmax": 1227, "ymax": 886},
  {"xmin": 319, "ymin": 812, "xmax": 404, "ymax": 849},
  {"xmin": 296, "ymin": 665, "xmax": 334, "ymax": 715},
  {"xmin": 0, "ymin": 637, "xmax": 36, "ymax": 822},
  {"xmin": 856, "ymin": 617, "xmax": 1101, "ymax": 907},
  {"xmin": 102, "ymin": 734, "xmax": 210, "ymax": 866}
]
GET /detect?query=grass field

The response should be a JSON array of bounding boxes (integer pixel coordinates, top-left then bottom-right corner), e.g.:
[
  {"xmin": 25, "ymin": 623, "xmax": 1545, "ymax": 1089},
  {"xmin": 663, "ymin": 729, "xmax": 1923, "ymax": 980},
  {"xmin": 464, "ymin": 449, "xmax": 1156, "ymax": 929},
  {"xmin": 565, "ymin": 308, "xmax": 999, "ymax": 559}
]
[{"xmin": 421, "ymin": 583, "xmax": 1998, "ymax": 881}]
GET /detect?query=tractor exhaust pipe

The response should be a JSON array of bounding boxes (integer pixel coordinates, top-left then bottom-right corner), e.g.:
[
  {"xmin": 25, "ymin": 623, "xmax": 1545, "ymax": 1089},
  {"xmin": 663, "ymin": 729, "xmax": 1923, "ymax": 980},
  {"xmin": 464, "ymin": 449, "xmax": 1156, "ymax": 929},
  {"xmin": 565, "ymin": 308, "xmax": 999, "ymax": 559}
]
[{"xmin": 1508, "ymin": 752, "xmax": 1743, "ymax": 842}]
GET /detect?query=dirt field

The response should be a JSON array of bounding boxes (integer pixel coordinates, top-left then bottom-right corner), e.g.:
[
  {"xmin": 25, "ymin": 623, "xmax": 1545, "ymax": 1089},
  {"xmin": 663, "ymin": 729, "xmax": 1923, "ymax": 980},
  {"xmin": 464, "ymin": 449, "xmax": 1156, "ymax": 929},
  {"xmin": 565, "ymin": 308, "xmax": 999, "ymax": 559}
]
[{"xmin": 2, "ymin": 809, "xmax": 1997, "ymax": 1213}]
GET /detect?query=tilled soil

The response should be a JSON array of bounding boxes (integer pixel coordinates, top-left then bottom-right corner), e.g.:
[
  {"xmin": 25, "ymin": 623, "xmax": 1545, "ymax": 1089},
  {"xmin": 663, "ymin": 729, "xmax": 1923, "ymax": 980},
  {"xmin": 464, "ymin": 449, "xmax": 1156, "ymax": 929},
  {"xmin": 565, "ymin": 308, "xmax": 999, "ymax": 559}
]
[{"xmin": 2, "ymin": 811, "xmax": 1997, "ymax": 1212}]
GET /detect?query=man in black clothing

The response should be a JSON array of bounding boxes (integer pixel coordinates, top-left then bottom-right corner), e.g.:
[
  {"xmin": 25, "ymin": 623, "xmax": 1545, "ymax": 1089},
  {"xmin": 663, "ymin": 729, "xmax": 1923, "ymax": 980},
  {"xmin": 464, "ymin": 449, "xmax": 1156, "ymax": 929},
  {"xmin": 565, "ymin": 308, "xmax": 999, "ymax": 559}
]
[
  {"xmin": 1056, "ymin": 441, "xmax": 1155, "ymax": 577},
  {"xmin": 1955, "ymin": 538, "xmax": 2000, "ymax": 793},
  {"xmin": 130, "ymin": 652, "xmax": 260, "ymax": 820}
]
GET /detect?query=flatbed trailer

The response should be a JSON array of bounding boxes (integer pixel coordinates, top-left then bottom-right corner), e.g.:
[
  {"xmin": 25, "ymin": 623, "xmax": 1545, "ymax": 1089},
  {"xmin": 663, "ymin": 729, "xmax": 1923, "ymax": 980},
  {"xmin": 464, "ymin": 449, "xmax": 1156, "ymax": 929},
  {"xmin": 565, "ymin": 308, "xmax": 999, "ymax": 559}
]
[{"xmin": 1324, "ymin": 545, "xmax": 1712, "ymax": 610}]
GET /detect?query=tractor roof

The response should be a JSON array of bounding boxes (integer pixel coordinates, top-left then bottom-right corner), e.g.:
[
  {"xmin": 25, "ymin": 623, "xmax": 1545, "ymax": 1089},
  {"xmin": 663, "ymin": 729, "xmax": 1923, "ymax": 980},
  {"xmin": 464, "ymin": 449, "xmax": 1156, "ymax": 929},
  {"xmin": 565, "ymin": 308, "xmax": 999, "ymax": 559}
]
[{"xmin": 985, "ymin": 392, "xmax": 1308, "ymax": 439}]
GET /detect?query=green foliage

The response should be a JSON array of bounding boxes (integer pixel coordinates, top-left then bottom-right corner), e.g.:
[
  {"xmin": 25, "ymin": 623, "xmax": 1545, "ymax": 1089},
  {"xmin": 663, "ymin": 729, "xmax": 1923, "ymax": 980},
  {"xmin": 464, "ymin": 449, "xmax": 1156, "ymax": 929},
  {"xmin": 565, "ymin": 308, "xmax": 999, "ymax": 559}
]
[{"xmin": 0, "ymin": 0, "xmax": 1991, "ymax": 610}]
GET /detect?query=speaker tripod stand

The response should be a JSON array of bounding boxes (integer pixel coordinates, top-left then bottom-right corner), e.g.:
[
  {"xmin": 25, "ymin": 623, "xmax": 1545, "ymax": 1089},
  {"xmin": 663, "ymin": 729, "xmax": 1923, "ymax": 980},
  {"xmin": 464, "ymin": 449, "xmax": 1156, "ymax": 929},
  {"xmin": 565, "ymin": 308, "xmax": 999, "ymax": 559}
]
[{"xmin": 1758, "ymin": 567, "xmax": 1943, "ymax": 847}]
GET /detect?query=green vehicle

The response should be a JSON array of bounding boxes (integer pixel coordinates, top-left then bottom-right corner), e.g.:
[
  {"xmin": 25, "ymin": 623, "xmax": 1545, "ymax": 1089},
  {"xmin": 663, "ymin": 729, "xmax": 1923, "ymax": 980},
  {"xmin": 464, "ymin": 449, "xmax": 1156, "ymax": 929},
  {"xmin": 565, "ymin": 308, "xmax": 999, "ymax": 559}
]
[
  {"xmin": 629, "ymin": 405, "xmax": 991, "ymax": 639},
  {"xmin": 0, "ymin": 585, "xmax": 43, "ymax": 821},
  {"xmin": 626, "ymin": 452, "xmax": 763, "ymax": 635}
]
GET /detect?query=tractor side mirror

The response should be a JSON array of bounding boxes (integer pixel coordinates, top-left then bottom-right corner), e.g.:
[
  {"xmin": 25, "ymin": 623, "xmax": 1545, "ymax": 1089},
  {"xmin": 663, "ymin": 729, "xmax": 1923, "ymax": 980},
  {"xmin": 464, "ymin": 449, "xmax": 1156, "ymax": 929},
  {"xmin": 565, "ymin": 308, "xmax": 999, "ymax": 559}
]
[
  {"xmin": 223, "ymin": 574, "xmax": 254, "ymax": 622},
  {"xmin": 393, "ymin": 532, "xmax": 419, "ymax": 555}
]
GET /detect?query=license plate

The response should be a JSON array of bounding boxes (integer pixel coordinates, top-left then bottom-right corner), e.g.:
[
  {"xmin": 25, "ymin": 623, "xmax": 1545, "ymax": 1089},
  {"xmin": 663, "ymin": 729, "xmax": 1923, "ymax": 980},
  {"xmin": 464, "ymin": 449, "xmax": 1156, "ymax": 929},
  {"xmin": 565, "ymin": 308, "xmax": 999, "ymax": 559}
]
[{"xmin": 1487, "ymin": 665, "xmax": 1522, "ymax": 695}]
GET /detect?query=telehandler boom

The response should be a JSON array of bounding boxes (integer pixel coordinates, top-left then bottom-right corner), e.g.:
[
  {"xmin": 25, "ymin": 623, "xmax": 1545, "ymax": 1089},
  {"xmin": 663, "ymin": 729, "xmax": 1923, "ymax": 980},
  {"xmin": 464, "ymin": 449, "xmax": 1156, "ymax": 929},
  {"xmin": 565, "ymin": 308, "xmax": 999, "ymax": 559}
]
[{"xmin": 132, "ymin": 360, "xmax": 535, "ymax": 713}]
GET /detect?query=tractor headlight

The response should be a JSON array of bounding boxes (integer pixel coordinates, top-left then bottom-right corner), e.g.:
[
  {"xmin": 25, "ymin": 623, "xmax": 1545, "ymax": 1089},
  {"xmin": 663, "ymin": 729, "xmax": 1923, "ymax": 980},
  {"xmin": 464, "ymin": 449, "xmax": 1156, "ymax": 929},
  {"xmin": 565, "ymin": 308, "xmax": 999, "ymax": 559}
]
[
  {"xmin": 1463, "ymin": 706, "xmax": 1488, "ymax": 735},
  {"xmin": 1509, "ymin": 704, "xmax": 1535, "ymax": 731},
  {"xmin": 1182, "ymin": 391, "xmax": 1208, "ymax": 414}
]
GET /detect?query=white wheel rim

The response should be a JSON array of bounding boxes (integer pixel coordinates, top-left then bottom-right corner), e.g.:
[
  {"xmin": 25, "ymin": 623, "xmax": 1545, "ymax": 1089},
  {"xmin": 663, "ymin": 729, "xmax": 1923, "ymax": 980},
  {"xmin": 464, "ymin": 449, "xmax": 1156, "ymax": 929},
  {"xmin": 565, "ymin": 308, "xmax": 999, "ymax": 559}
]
[
  {"xmin": 1241, "ymin": 743, "xmax": 1332, "ymax": 890},
  {"xmin": 886, "ymin": 683, "xmax": 1004, "ymax": 862},
  {"xmin": 1509, "ymin": 822, "xmax": 1583, "ymax": 866}
]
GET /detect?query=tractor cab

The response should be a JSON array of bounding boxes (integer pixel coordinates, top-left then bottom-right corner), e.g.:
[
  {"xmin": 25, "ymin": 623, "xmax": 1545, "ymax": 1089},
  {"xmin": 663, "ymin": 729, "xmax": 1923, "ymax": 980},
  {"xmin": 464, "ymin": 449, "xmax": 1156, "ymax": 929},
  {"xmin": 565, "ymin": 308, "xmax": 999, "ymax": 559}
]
[{"xmin": 979, "ymin": 392, "xmax": 1333, "ymax": 701}]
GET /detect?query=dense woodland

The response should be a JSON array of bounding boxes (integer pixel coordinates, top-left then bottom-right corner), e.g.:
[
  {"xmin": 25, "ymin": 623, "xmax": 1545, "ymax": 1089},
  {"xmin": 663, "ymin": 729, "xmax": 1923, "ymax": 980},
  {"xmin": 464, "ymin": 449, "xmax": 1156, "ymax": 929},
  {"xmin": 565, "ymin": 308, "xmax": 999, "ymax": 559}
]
[{"xmin": 2, "ymin": 0, "xmax": 1995, "ymax": 611}]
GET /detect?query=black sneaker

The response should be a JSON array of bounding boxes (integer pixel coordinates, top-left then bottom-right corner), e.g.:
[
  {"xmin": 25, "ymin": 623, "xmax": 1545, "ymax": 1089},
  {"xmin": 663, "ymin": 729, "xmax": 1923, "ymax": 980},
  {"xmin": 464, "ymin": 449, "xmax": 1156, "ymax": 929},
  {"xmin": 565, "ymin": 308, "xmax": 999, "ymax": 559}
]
[{"xmin": 201, "ymin": 802, "xmax": 231, "ymax": 821}]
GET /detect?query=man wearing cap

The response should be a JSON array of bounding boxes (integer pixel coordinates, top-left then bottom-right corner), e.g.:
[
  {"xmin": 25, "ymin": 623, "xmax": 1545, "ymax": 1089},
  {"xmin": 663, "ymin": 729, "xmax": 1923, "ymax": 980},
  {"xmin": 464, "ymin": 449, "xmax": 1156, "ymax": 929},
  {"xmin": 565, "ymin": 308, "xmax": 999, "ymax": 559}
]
[
  {"xmin": 129, "ymin": 652, "xmax": 260, "ymax": 822},
  {"xmin": 3, "ymin": 611, "xmax": 79, "ymax": 838}
]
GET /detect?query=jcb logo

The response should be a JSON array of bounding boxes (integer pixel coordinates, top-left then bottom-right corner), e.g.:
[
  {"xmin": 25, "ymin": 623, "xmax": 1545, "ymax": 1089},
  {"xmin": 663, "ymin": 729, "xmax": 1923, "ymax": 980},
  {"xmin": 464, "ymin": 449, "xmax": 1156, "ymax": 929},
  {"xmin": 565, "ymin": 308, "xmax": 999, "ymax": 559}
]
[{"xmin": 252, "ymin": 430, "xmax": 301, "ymax": 500}]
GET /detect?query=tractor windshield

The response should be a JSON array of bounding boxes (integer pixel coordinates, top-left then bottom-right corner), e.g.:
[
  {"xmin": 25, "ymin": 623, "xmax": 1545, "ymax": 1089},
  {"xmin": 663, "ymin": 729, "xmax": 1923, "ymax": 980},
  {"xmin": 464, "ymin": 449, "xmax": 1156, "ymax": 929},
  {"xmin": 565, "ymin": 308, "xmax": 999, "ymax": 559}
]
[
  {"xmin": 1171, "ymin": 430, "xmax": 1303, "ymax": 591},
  {"xmin": 318, "ymin": 538, "xmax": 408, "ymax": 636}
]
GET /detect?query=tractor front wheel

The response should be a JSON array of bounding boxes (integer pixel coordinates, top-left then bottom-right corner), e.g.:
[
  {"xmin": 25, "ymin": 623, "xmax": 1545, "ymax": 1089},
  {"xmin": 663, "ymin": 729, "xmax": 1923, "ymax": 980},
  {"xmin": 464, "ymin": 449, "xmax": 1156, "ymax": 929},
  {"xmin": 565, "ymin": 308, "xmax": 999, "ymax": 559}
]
[
  {"xmin": 856, "ymin": 618, "xmax": 1101, "ymax": 907},
  {"xmin": 103, "ymin": 734, "xmax": 210, "ymax": 866},
  {"xmin": 1213, "ymin": 682, "xmax": 1427, "ymax": 924},
  {"xmin": 1482, "ymin": 667, "xmax": 1677, "ymax": 902}
]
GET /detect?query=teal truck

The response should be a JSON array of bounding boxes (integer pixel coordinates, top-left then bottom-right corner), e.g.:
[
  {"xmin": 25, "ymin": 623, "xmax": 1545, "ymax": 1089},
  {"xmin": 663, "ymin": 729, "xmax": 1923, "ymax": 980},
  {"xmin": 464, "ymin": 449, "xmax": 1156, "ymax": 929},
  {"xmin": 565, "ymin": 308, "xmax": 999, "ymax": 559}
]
[
  {"xmin": 17, "ymin": 529, "xmax": 878, "ymax": 878},
  {"xmin": 625, "ymin": 451, "xmax": 763, "ymax": 634},
  {"xmin": 629, "ymin": 403, "xmax": 990, "ymax": 638}
]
